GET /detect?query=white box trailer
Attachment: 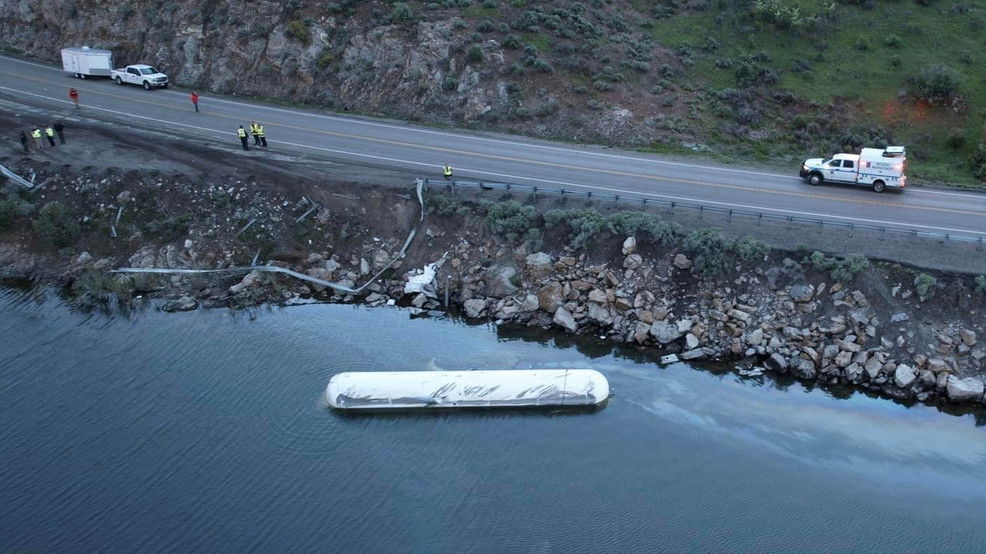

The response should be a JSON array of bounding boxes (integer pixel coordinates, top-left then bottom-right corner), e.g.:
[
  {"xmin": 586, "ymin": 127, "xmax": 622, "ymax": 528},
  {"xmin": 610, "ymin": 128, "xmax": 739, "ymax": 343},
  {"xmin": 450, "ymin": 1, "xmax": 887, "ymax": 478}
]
[
  {"xmin": 800, "ymin": 146, "xmax": 906, "ymax": 192},
  {"xmin": 61, "ymin": 47, "xmax": 113, "ymax": 78}
]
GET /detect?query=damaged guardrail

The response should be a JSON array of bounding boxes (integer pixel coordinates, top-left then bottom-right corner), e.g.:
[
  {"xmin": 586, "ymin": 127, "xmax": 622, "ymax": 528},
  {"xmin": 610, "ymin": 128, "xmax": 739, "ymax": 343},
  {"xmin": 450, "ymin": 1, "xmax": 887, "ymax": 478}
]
[
  {"xmin": 111, "ymin": 180, "xmax": 426, "ymax": 294},
  {"xmin": 0, "ymin": 163, "xmax": 35, "ymax": 189},
  {"xmin": 423, "ymin": 177, "xmax": 986, "ymax": 249}
]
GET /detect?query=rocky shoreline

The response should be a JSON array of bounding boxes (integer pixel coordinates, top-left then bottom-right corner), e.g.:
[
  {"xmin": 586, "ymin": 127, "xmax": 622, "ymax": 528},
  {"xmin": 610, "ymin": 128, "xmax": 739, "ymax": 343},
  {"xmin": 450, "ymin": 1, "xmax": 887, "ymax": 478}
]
[{"xmin": 2, "ymin": 150, "xmax": 984, "ymax": 410}]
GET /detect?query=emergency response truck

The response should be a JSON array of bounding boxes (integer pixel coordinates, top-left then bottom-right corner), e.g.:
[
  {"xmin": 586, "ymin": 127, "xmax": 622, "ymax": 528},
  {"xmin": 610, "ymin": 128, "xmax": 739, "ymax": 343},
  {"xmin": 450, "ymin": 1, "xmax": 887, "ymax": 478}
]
[{"xmin": 799, "ymin": 146, "xmax": 906, "ymax": 192}]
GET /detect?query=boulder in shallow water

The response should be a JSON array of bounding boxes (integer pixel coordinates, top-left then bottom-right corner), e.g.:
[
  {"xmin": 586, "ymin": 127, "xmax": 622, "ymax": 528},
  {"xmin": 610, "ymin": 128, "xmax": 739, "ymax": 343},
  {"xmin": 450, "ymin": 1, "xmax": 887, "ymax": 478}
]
[
  {"xmin": 946, "ymin": 376, "xmax": 984, "ymax": 403},
  {"xmin": 162, "ymin": 296, "xmax": 198, "ymax": 312}
]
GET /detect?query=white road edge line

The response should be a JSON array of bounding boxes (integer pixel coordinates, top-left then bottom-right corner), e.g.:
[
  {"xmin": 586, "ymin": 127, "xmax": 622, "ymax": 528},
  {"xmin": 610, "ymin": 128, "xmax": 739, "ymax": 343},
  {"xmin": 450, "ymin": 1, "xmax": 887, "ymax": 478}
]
[{"xmin": 4, "ymin": 83, "xmax": 985, "ymax": 239}]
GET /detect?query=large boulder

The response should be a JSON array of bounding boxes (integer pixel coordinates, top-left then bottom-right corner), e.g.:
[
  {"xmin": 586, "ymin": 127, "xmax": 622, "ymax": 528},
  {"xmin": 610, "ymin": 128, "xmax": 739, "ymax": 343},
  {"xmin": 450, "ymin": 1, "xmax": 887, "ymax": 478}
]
[
  {"xmin": 764, "ymin": 353, "xmax": 788, "ymax": 373},
  {"xmin": 162, "ymin": 296, "xmax": 198, "ymax": 312},
  {"xmin": 525, "ymin": 252, "xmax": 553, "ymax": 279},
  {"xmin": 622, "ymin": 236, "xmax": 637, "ymax": 255},
  {"xmin": 553, "ymin": 307, "xmax": 578, "ymax": 332},
  {"xmin": 946, "ymin": 376, "xmax": 985, "ymax": 403},
  {"xmin": 484, "ymin": 265, "xmax": 518, "ymax": 298},
  {"xmin": 537, "ymin": 281, "xmax": 564, "ymax": 312},
  {"xmin": 463, "ymin": 298, "xmax": 487, "ymax": 318},
  {"xmin": 649, "ymin": 320, "xmax": 684, "ymax": 344},
  {"xmin": 789, "ymin": 356, "xmax": 816, "ymax": 379},
  {"xmin": 893, "ymin": 364, "xmax": 916, "ymax": 389},
  {"xmin": 789, "ymin": 284, "xmax": 814, "ymax": 303},
  {"xmin": 673, "ymin": 254, "xmax": 692, "ymax": 270},
  {"xmin": 587, "ymin": 302, "xmax": 612, "ymax": 325}
]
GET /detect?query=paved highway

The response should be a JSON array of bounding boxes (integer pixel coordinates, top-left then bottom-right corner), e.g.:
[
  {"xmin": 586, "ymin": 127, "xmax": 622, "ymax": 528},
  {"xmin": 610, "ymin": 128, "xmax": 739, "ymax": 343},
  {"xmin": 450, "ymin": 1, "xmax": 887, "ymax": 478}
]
[{"xmin": 1, "ymin": 55, "xmax": 985, "ymax": 239}]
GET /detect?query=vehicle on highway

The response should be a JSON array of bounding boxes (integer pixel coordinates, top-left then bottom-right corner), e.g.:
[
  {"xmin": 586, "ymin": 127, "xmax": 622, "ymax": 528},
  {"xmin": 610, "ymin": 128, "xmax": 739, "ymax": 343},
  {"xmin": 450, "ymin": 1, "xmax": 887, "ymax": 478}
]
[
  {"xmin": 800, "ymin": 146, "xmax": 906, "ymax": 192},
  {"xmin": 60, "ymin": 46, "xmax": 113, "ymax": 79},
  {"xmin": 111, "ymin": 64, "xmax": 169, "ymax": 90}
]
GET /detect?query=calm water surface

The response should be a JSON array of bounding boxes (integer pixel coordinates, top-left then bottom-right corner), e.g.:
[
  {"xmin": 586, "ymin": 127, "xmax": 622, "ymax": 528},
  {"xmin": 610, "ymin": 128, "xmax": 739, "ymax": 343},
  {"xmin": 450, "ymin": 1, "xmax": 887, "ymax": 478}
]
[{"xmin": 1, "ymin": 287, "xmax": 985, "ymax": 552}]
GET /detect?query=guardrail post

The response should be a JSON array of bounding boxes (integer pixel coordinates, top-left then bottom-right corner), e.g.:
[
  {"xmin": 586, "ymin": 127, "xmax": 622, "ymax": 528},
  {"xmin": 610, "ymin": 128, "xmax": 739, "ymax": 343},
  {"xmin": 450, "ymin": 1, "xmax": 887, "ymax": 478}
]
[
  {"xmin": 757, "ymin": 213, "xmax": 763, "ymax": 226},
  {"xmin": 978, "ymin": 236, "xmax": 984, "ymax": 251},
  {"xmin": 614, "ymin": 195, "xmax": 619, "ymax": 204},
  {"xmin": 531, "ymin": 185, "xmax": 537, "ymax": 201},
  {"xmin": 670, "ymin": 201, "xmax": 675, "ymax": 215},
  {"xmin": 698, "ymin": 205, "xmax": 704, "ymax": 219},
  {"xmin": 641, "ymin": 198, "xmax": 648, "ymax": 207},
  {"xmin": 879, "ymin": 228, "xmax": 885, "ymax": 241},
  {"xmin": 728, "ymin": 209, "xmax": 733, "ymax": 223},
  {"xmin": 848, "ymin": 223, "xmax": 855, "ymax": 238}
]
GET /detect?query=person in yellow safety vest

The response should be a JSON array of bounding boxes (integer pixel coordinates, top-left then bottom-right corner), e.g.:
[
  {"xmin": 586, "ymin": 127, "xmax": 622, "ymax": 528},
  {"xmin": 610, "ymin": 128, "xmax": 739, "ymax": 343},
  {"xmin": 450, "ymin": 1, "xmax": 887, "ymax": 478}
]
[
  {"xmin": 31, "ymin": 127, "xmax": 43, "ymax": 149},
  {"xmin": 44, "ymin": 125, "xmax": 56, "ymax": 147},
  {"xmin": 237, "ymin": 125, "xmax": 249, "ymax": 151},
  {"xmin": 443, "ymin": 163, "xmax": 453, "ymax": 180},
  {"xmin": 256, "ymin": 123, "xmax": 267, "ymax": 147},
  {"xmin": 250, "ymin": 121, "xmax": 261, "ymax": 146}
]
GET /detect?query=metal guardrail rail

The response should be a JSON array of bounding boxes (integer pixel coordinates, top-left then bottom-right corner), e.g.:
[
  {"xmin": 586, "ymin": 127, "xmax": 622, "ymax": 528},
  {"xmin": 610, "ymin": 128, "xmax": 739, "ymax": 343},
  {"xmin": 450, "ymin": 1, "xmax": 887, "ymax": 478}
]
[
  {"xmin": 0, "ymin": 163, "xmax": 34, "ymax": 189},
  {"xmin": 421, "ymin": 177, "xmax": 986, "ymax": 249}
]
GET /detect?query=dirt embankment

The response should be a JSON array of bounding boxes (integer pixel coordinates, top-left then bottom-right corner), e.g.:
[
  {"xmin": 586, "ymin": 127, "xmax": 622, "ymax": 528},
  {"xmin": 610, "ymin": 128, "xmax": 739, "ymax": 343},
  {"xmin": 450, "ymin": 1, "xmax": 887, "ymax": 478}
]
[{"xmin": 1, "ymin": 109, "xmax": 984, "ymax": 411}]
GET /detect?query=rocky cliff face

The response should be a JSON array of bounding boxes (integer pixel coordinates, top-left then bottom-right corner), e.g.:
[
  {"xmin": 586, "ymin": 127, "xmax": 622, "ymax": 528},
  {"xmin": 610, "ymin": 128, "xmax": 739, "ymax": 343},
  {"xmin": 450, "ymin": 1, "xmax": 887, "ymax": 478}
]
[{"xmin": 0, "ymin": 0, "xmax": 656, "ymax": 145}]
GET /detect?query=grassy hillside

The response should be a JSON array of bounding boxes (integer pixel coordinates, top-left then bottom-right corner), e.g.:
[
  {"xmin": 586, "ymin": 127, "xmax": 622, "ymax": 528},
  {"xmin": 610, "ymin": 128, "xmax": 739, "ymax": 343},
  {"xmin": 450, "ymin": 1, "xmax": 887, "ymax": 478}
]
[{"xmin": 437, "ymin": 0, "xmax": 986, "ymax": 185}]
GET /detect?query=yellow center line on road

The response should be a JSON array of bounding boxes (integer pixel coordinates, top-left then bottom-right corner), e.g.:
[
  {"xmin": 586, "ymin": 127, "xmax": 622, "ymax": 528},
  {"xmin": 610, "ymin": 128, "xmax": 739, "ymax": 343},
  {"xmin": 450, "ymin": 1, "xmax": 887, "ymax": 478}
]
[{"xmin": 5, "ymin": 68, "xmax": 986, "ymax": 220}]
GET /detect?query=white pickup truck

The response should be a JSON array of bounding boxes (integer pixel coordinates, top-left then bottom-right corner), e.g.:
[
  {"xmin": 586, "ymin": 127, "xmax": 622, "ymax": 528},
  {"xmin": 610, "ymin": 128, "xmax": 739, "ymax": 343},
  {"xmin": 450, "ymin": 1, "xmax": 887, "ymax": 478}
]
[
  {"xmin": 800, "ymin": 146, "xmax": 906, "ymax": 193},
  {"xmin": 110, "ymin": 64, "xmax": 169, "ymax": 90}
]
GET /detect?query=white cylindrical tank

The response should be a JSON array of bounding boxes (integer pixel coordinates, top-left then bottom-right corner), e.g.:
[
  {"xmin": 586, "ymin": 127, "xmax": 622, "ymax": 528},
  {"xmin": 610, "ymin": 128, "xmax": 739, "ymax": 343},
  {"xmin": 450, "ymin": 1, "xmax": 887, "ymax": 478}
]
[{"xmin": 325, "ymin": 369, "xmax": 609, "ymax": 411}]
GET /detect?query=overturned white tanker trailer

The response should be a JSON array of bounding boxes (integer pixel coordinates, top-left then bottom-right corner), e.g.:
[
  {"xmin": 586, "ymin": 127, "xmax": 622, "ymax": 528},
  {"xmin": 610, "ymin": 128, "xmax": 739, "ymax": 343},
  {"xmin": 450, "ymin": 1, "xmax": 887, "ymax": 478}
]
[{"xmin": 325, "ymin": 369, "xmax": 610, "ymax": 411}]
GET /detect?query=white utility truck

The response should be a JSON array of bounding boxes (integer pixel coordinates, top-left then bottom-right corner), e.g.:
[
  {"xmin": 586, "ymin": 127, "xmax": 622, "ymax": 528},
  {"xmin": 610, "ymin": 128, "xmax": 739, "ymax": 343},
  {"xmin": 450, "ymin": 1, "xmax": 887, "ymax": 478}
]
[
  {"xmin": 110, "ymin": 64, "xmax": 169, "ymax": 90},
  {"xmin": 61, "ymin": 46, "xmax": 113, "ymax": 79},
  {"xmin": 799, "ymin": 146, "xmax": 906, "ymax": 192}
]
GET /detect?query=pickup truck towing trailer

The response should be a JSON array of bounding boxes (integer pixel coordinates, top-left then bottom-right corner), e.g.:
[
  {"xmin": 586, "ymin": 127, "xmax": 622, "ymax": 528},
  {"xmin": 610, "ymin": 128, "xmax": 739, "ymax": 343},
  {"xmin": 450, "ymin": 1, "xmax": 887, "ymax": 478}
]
[
  {"xmin": 800, "ymin": 146, "xmax": 906, "ymax": 193},
  {"xmin": 111, "ymin": 64, "xmax": 169, "ymax": 90},
  {"xmin": 61, "ymin": 47, "xmax": 113, "ymax": 78}
]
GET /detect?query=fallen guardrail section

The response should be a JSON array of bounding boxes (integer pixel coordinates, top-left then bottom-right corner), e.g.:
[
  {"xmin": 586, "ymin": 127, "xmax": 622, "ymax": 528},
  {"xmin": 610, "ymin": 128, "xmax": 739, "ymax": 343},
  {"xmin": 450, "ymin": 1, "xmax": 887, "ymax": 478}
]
[
  {"xmin": 112, "ymin": 180, "xmax": 426, "ymax": 293},
  {"xmin": 423, "ymin": 177, "xmax": 986, "ymax": 249}
]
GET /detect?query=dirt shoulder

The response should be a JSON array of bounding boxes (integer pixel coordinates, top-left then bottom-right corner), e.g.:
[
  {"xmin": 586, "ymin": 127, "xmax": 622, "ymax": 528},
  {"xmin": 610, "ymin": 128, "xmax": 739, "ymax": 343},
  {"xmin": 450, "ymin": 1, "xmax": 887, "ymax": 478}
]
[{"xmin": 1, "ymin": 106, "xmax": 984, "ymax": 412}]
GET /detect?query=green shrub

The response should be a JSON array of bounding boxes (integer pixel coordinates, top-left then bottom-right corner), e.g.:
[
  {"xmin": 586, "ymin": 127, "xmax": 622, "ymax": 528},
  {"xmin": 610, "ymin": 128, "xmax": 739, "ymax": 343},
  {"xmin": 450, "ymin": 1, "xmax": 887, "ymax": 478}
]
[
  {"xmin": 34, "ymin": 202, "xmax": 80, "ymax": 248},
  {"xmin": 530, "ymin": 58, "xmax": 554, "ymax": 73},
  {"xmin": 807, "ymin": 251, "xmax": 870, "ymax": 283},
  {"xmin": 732, "ymin": 236, "xmax": 770, "ymax": 263},
  {"xmin": 389, "ymin": 2, "xmax": 415, "ymax": 22},
  {"xmin": 485, "ymin": 201, "xmax": 537, "ymax": 242},
  {"xmin": 429, "ymin": 194, "xmax": 470, "ymax": 217},
  {"xmin": 911, "ymin": 63, "xmax": 962, "ymax": 104},
  {"xmin": 467, "ymin": 46, "xmax": 484, "ymax": 63},
  {"xmin": 884, "ymin": 34, "xmax": 901, "ymax": 47},
  {"xmin": 605, "ymin": 211, "xmax": 683, "ymax": 245},
  {"xmin": 544, "ymin": 208, "xmax": 606, "ymax": 248},
  {"xmin": 71, "ymin": 269, "xmax": 135, "ymax": 308},
  {"xmin": 970, "ymin": 142, "xmax": 986, "ymax": 179},
  {"xmin": 974, "ymin": 275, "xmax": 986, "ymax": 296},
  {"xmin": 284, "ymin": 20, "xmax": 311, "ymax": 45},
  {"xmin": 524, "ymin": 227, "xmax": 543, "ymax": 252},
  {"xmin": 443, "ymin": 76, "xmax": 459, "ymax": 91},
  {"xmin": 682, "ymin": 228, "xmax": 731, "ymax": 276},
  {"xmin": 0, "ymin": 196, "xmax": 16, "ymax": 230},
  {"xmin": 946, "ymin": 128, "xmax": 966, "ymax": 149},
  {"xmin": 476, "ymin": 19, "xmax": 494, "ymax": 32},
  {"xmin": 914, "ymin": 273, "xmax": 937, "ymax": 297},
  {"xmin": 316, "ymin": 49, "xmax": 336, "ymax": 69},
  {"xmin": 501, "ymin": 34, "xmax": 521, "ymax": 49}
]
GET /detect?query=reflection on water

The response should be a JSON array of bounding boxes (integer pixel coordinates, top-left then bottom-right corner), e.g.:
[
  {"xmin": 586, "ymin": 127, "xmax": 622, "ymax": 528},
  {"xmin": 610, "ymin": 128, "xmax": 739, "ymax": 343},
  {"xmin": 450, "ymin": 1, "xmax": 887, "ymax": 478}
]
[{"xmin": 1, "ymin": 287, "xmax": 984, "ymax": 552}]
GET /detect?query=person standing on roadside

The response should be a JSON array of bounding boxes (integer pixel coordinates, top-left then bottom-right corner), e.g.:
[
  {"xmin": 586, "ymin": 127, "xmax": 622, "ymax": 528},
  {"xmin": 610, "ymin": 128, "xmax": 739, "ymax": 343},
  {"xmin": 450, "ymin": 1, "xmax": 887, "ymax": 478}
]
[
  {"xmin": 53, "ymin": 120, "xmax": 66, "ymax": 144},
  {"xmin": 257, "ymin": 122, "xmax": 267, "ymax": 147},
  {"xmin": 44, "ymin": 124, "xmax": 56, "ymax": 147},
  {"xmin": 69, "ymin": 87, "xmax": 80, "ymax": 109},
  {"xmin": 31, "ymin": 127, "xmax": 43, "ymax": 149},
  {"xmin": 19, "ymin": 130, "xmax": 29, "ymax": 153},
  {"xmin": 190, "ymin": 91, "xmax": 199, "ymax": 112},
  {"xmin": 237, "ymin": 125, "xmax": 249, "ymax": 151},
  {"xmin": 250, "ymin": 121, "xmax": 261, "ymax": 146},
  {"xmin": 443, "ymin": 163, "xmax": 453, "ymax": 181}
]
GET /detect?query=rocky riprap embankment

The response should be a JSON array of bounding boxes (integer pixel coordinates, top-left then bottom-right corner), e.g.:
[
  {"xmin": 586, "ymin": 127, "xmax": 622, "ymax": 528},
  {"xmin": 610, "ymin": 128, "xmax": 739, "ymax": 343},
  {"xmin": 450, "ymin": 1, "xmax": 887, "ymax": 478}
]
[{"xmin": 361, "ymin": 235, "xmax": 983, "ymax": 407}]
